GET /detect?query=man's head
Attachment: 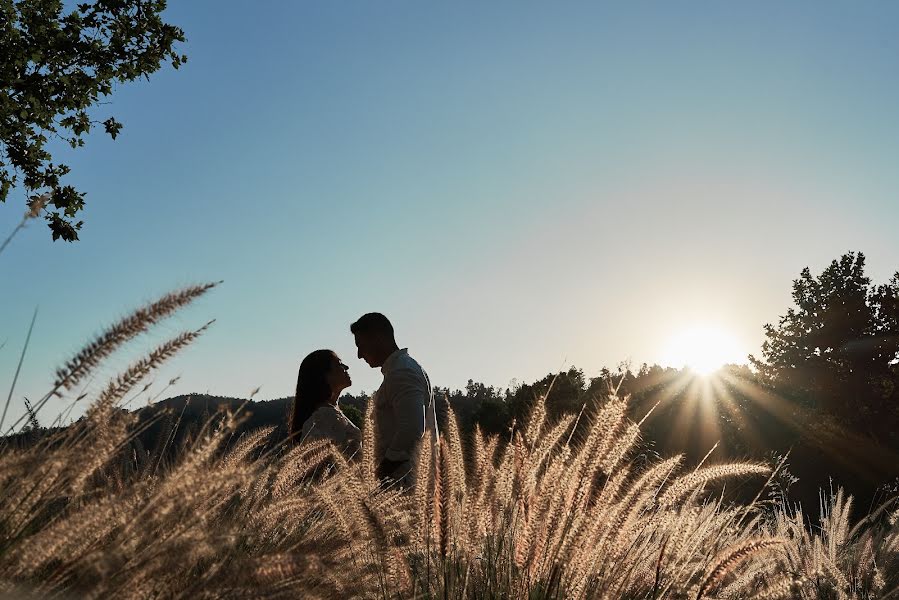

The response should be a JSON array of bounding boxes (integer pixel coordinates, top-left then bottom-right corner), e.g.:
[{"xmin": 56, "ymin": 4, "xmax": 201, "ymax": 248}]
[{"xmin": 351, "ymin": 312, "xmax": 399, "ymax": 368}]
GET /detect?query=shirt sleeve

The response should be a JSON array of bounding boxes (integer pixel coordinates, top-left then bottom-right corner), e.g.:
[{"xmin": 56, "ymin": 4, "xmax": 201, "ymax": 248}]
[{"xmin": 383, "ymin": 367, "xmax": 427, "ymax": 462}]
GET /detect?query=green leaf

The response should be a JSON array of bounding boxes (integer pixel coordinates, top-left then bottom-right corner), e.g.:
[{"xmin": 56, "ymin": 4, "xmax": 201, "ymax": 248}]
[{"xmin": 1, "ymin": 0, "xmax": 187, "ymax": 242}]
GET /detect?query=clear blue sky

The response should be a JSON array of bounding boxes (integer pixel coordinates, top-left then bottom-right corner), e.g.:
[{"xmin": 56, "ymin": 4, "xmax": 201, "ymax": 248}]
[{"xmin": 2, "ymin": 2, "xmax": 899, "ymax": 426}]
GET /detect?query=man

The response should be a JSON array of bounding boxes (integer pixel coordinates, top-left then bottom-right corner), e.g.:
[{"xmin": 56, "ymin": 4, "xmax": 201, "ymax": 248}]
[{"xmin": 351, "ymin": 312, "xmax": 437, "ymax": 482}]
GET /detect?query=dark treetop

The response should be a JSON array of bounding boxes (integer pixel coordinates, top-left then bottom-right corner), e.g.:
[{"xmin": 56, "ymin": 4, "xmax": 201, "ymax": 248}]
[{"xmin": 0, "ymin": 0, "xmax": 185, "ymax": 241}]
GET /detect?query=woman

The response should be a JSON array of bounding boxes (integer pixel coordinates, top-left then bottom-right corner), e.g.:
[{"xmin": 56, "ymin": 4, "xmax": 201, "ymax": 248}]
[{"xmin": 289, "ymin": 349, "xmax": 361, "ymax": 457}]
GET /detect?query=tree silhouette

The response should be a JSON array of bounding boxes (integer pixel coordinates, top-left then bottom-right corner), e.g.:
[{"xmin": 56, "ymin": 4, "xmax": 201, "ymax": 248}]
[
  {"xmin": 1, "ymin": 0, "xmax": 186, "ymax": 241},
  {"xmin": 750, "ymin": 251, "xmax": 899, "ymax": 430}
]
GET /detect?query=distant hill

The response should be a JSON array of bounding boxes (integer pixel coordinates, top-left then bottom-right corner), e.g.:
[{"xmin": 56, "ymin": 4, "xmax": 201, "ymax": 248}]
[
  {"xmin": 133, "ymin": 394, "xmax": 291, "ymax": 455},
  {"xmin": 1, "ymin": 392, "xmax": 371, "ymax": 465},
  {"xmin": 125, "ymin": 392, "xmax": 370, "ymax": 459}
]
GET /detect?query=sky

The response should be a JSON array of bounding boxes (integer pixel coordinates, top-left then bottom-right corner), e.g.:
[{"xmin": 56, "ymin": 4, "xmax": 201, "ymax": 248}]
[{"xmin": 2, "ymin": 2, "xmax": 899, "ymax": 427}]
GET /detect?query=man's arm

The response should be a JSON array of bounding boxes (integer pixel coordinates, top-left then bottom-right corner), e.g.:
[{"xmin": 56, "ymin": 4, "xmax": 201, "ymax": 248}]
[{"xmin": 383, "ymin": 367, "xmax": 427, "ymax": 463}]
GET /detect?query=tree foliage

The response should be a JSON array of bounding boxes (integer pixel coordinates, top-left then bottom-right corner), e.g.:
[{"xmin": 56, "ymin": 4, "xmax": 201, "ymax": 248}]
[
  {"xmin": 750, "ymin": 251, "xmax": 899, "ymax": 424},
  {"xmin": 0, "ymin": 0, "xmax": 185, "ymax": 241}
]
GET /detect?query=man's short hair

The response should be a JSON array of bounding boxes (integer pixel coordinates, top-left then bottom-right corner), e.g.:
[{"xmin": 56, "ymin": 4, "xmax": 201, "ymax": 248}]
[{"xmin": 351, "ymin": 312, "xmax": 394, "ymax": 337}]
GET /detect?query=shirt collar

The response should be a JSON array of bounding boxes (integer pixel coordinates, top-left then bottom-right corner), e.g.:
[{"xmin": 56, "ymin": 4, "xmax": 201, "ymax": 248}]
[{"xmin": 381, "ymin": 348, "xmax": 408, "ymax": 375}]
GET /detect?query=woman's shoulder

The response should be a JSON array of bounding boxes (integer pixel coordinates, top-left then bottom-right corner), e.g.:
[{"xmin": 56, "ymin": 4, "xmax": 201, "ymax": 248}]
[
  {"xmin": 302, "ymin": 405, "xmax": 358, "ymax": 437},
  {"xmin": 304, "ymin": 404, "xmax": 338, "ymax": 425}
]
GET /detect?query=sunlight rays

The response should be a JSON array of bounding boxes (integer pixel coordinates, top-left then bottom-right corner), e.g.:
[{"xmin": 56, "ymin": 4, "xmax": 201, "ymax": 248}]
[{"xmin": 635, "ymin": 365, "xmax": 899, "ymax": 492}]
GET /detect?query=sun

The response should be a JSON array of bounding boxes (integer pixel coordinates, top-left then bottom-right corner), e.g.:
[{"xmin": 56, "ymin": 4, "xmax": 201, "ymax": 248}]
[{"xmin": 661, "ymin": 324, "xmax": 746, "ymax": 376}]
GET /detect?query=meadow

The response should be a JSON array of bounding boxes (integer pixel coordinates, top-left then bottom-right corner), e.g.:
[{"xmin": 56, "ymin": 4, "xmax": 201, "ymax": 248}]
[{"xmin": 1, "ymin": 284, "xmax": 897, "ymax": 599}]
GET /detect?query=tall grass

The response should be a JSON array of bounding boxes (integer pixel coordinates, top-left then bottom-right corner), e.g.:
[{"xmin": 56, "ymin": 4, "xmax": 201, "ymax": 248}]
[{"xmin": 1, "ymin": 290, "xmax": 898, "ymax": 598}]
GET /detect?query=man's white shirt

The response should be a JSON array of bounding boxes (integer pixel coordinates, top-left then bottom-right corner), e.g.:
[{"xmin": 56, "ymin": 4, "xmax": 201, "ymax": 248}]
[{"xmin": 373, "ymin": 348, "xmax": 438, "ymax": 466}]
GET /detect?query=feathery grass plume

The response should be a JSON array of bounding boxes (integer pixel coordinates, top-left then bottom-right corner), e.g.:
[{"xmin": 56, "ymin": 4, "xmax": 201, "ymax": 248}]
[
  {"xmin": 614, "ymin": 454, "xmax": 683, "ymax": 529},
  {"xmin": 521, "ymin": 408, "xmax": 587, "ymax": 578},
  {"xmin": 558, "ymin": 466, "xmax": 631, "ymax": 576},
  {"xmin": 718, "ymin": 556, "xmax": 789, "ymax": 599},
  {"xmin": 413, "ymin": 428, "xmax": 434, "ymax": 553},
  {"xmin": 52, "ymin": 282, "xmax": 219, "ymax": 394},
  {"xmin": 241, "ymin": 541, "xmax": 363, "ymax": 598},
  {"xmin": 464, "ymin": 426, "xmax": 500, "ymax": 547},
  {"xmin": 747, "ymin": 575, "xmax": 805, "ymax": 599},
  {"xmin": 274, "ymin": 440, "xmax": 347, "ymax": 498},
  {"xmin": 697, "ymin": 538, "xmax": 786, "ymax": 599},
  {"xmin": 90, "ymin": 323, "xmax": 213, "ymax": 418},
  {"xmin": 223, "ymin": 426, "xmax": 276, "ymax": 468},
  {"xmin": 651, "ymin": 503, "xmax": 730, "ymax": 592},
  {"xmin": 357, "ymin": 490, "xmax": 411, "ymax": 595},
  {"xmin": 538, "ymin": 400, "xmax": 633, "ymax": 576},
  {"xmin": 550, "ymin": 397, "xmax": 625, "ymax": 528},
  {"xmin": 600, "ymin": 422, "xmax": 640, "ymax": 474},
  {"xmin": 535, "ymin": 471, "xmax": 582, "ymax": 576},
  {"xmin": 585, "ymin": 460, "xmax": 686, "ymax": 588},
  {"xmin": 1, "ymin": 450, "xmax": 70, "ymax": 538},
  {"xmin": 490, "ymin": 431, "xmax": 517, "ymax": 511},
  {"xmin": 117, "ymin": 412, "xmax": 240, "ymax": 538},
  {"xmin": 466, "ymin": 424, "xmax": 489, "ymax": 487},
  {"xmin": 660, "ymin": 463, "xmax": 770, "ymax": 508},
  {"xmin": 818, "ymin": 543, "xmax": 851, "ymax": 592},
  {"xmin": 62, "ymin": 327, "xmax": 211, "ymax": 498},
  {"xmin": 522, "ymin": 455, "xmax": 565, "ymax": 576},
  {"xmin": 769, "ymin": 486, "xmax": 899, "ymax": 597},
  {"xmin": 464, "ymin": 425, "xmax": 488, "ymax": 501},
  {"xmin": 587, "ymin": 396, "xmax": 627, "ymax": 467},
  {"xmin": 360, "ymin": 393, "xmax": 378, "ymax": 488},
  {"xmin": 311, "ymin": 479, "xmax": 357, "ymax": 544},
  {"xmin": 247, "ymin": 493, "xmax": 311, "ymax": 541},
  {"xmin": 847, "ymin": 494, "xmax": 898, "ymax": 541},
  {"xmin": 443, "ymin": 407, "xmax": 467, "ymax": 504},
  {"xmin": 249, "ymin": 553, "xmax": 306, "ymax": 585},
  {"xmin": 523, "ymin": 391, "xmax": 547, "ymax": 450},
  {"xmin": 9, "ymin": 492, "xmax": 131, "ymax": 582},
  {"xmin": 434, "ymin": 437, "xmax": 449, "ymax": 558},
  {"xmin": 852, "ymin": 537, "xmax": 875, "ymax": 588},
  {"xmin": 525, "ymin": 413, "xmax": 575, "ymax": 490},
  {"xmin": 441, "ymin": 408, "xmax": 467, "ymax": 552},
  {"xmin": 65, "ymin": 409, "xmax": 134, "ymax": 498},
  {"xmin": 822, "ymin": 488, "xmax": 852, "ymax": 557}
]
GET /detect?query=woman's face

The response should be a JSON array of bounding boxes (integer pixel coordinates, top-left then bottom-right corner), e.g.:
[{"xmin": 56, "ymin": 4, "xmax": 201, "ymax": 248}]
[{"xmin": 326, "ymin": 354, "xmax": 351, "ymax": 397}]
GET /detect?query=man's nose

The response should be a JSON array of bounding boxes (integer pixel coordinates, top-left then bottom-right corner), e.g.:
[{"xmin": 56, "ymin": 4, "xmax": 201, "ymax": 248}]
[{"xmin": 357, "ymin": 348, "xmax": 362, "ymax": 360}]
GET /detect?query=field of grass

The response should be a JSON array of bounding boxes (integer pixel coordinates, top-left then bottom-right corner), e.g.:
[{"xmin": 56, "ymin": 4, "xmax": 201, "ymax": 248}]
[{"xmin": 1, "ymin": 286, "xmax": 897, "ymax": 599}]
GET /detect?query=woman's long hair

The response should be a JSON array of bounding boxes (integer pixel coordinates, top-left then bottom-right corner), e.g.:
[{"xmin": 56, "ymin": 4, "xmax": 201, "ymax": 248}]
[{"xmin": 289, "ymin": 349, "xmax": 335, "ymax": 443}]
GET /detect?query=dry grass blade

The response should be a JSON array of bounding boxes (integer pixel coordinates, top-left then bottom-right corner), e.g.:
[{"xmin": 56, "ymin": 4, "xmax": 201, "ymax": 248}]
[{"xmin": 1, "ymin": 306, "xmax": 38, "ymax": 433}]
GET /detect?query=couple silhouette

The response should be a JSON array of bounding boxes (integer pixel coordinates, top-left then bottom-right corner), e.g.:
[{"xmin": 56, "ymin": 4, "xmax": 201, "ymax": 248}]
[{"xmin": 288, "ymin": 313, "xmax": 437, "ymax": 483}]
